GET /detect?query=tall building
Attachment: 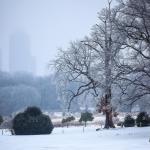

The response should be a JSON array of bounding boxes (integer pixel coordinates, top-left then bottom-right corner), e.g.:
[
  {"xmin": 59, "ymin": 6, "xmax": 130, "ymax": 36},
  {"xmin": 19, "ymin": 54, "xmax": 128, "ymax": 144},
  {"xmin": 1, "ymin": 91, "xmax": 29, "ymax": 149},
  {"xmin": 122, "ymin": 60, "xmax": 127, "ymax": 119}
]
[
  {"xmin": 0, "ymin": 49, "xmax": 2, "ymax": 71},
  {"xmin": 9, "ymin": 32, "xmax": 36, "ymax": 74}
]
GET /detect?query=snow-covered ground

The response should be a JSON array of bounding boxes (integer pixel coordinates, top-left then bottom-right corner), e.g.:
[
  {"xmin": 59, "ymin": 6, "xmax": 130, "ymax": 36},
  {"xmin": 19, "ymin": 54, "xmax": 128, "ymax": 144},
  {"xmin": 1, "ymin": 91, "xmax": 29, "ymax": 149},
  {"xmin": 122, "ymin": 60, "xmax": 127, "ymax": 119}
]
[{"xmin": 0, "ymin": 126, "xmax": 150, "ymax": 150}]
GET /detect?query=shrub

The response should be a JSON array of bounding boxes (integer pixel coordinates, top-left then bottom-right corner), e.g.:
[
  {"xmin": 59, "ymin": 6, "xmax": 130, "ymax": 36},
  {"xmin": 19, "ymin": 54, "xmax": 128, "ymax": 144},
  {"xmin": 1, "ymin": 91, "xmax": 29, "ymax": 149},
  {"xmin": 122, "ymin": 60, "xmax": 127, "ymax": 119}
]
[
  {"xmin": 136, "ymin": 112, "xmax": 150, "ymax": 127},
  {"xmin": 0, "ymin": 115, "xmax": 3, "ymax": 125},
  {"xmin": 13, "ymin": 106, "xmax": 54, "ymax": 135},
  {"xmin": 62, "ymin": 116, "xmax": 75, "ymax": 124},
  {"xmin": 117, "ymin": 121, "xmax": 124, "ymax": 127},
  {"xmin": 79, "ymin": 112, "xmax": 94, "ymax": 127},
  {"xmin": 62, "ymin": 116, "xmax": 75, "ymax": 127},
  {"xmin": 124, "ymin": 115, "xmax": 135, "ymax": 127},
  {"xmin": 24, "ymin": 106, "xmax": 42, "ymax": 117}
]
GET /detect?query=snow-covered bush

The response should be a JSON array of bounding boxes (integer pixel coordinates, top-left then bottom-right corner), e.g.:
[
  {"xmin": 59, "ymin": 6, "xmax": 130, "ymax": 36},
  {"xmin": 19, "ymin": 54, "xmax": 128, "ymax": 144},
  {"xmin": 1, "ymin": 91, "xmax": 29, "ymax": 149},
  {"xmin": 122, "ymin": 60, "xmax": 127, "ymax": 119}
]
[
  {"xmin": 13, "ymin": 106, "xmax": 54, "ymax": 135},
  {"xmin": 124, "ymin": 115, "xmax": 135, "ymax": 127},
  {"xmin": 117, "ymin": 121, "xmax": 124, "ymax": 127},
  {"xmin": 136, "ymin": 112, "xmax": 150, "ymax": 127},
  {"xmin": 79, "ymin": 112, "xmax": 94, "ymax": 127},
  {"xmin": 62, "ymin": 116, "xmax": 75, "ymax": 124},
  {"xmin": 62, "ymin": 116, "xmax": 75, "ymax": 127}
]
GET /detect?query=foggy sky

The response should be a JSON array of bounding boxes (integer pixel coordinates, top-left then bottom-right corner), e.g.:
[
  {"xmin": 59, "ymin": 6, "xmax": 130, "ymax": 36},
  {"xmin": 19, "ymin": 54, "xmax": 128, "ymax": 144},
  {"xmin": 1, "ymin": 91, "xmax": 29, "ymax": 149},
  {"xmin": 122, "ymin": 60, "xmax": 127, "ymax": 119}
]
[{"xmin": 0, "ymin": 0, "xmax": 108, "ymax": 76}]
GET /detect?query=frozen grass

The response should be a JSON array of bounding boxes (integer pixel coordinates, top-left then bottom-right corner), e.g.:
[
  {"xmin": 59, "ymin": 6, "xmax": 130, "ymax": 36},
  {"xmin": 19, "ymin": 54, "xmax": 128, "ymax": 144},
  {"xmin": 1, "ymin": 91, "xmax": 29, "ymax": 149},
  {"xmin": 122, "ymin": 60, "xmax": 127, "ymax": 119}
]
[{"xmin": 0, "ymin": 126, "xmax": 150, "ymax": 150}]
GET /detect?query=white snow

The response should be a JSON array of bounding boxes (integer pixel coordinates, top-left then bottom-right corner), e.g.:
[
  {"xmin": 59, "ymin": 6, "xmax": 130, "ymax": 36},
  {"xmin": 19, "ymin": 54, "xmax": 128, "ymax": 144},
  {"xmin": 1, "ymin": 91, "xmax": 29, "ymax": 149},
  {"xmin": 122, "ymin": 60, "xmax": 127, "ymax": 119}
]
[{"xmin": 0, "ymin": 126, "xmax": 150, "ymax": 150}]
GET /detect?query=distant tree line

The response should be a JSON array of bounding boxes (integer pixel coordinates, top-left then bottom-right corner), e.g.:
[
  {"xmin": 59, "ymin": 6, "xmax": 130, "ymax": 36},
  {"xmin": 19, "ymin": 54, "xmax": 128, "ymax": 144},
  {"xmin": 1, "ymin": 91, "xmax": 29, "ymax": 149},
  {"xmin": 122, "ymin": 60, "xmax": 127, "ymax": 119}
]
[{"xmin": 0, "ymin": 71, "xmax": 61, "ymax": 116}]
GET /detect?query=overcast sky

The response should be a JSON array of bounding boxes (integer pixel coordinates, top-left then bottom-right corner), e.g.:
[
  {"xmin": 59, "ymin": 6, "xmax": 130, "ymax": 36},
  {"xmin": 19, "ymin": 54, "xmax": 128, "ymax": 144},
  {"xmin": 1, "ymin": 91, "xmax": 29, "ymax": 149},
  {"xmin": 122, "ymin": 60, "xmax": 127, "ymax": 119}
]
[{"xmin": 0, "ymin": 0, "xmax": 109, "ymax": 76}]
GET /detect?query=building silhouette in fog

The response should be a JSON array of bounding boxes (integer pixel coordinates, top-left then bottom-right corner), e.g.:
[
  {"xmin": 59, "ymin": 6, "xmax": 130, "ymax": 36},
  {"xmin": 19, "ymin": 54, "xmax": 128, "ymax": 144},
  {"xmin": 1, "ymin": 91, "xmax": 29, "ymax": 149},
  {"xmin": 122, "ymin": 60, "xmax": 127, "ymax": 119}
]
[
  {"xmin": 9, "ymin": 32, "xmax": 36, "ymax": 74},
  {"xmin": 0, "ymin": 49, "xmax": 2, "ymax": 71}
]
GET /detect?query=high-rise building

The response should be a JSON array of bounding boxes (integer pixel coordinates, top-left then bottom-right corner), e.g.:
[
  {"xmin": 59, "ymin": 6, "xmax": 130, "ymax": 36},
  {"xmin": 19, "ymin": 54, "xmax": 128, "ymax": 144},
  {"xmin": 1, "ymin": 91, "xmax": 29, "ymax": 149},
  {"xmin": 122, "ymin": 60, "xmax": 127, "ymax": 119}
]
[
  {"xmin": 0, "ymin": 48, "xmax": 2, "ymax": 71},
  {"xmin": 9, "ymin": 32, "xmax": 36, "ymax": 74}
]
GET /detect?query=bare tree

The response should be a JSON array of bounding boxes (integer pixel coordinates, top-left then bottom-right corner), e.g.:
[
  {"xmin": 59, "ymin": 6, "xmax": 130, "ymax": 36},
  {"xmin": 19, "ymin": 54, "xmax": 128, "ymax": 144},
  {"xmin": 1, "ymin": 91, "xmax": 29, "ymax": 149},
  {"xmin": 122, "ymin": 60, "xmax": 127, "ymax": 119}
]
[
  {"xmin": 81, "ymin": 0, "xmax": 125, "ymax": 128},
  {"xmin": 114, "ymin": 0, "xmax": 150, "ymax": 106},
  {"xmin": 53, "ymin": 0, "xmax": 125, "ymax": 128},
  {"xmin": 54, "ymin": 41, "xmax": 100, "ymax": 109}
]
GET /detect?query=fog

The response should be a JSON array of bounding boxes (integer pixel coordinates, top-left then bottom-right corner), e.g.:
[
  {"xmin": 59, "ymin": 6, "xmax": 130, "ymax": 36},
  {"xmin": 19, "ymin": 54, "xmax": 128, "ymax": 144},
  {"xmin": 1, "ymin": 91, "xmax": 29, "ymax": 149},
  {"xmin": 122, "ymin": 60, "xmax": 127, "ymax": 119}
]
[{"xmin": 0, "ymin": 0, "xmax": 107, "ymax": 76}]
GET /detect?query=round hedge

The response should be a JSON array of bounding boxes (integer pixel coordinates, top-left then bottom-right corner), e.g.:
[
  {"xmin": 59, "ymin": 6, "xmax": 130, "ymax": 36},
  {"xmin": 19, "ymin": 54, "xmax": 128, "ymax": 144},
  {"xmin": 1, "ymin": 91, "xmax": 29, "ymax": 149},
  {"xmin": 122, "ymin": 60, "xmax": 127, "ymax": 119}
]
[
  {"xmin": 13, "ymin": 106, "xmax": 54, "ymax": 135},
  {"xmin": 79, "ymin": 112, "xmax": 94, "ymax": 126},
  {"xmin": 124, "ymin": 115, "xmax": 135, "ymax": 127},
  {"xmin": 136, "ymin": 112, "xmax": 150, "ymax": 127},
  {"xmin": 62, "ymin": 116, "xmax": 75, "ymax": 124},
  {"xmin": 24, "ymin": 107, "xmax": 42, "ymax": 117}
]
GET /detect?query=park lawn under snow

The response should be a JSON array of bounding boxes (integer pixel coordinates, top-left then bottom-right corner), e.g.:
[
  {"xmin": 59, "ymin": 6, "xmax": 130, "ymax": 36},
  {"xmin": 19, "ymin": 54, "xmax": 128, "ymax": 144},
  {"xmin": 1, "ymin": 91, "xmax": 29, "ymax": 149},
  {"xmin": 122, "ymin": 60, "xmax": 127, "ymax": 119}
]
[{"xmin": 0, "ymin": 126, "xmax": 150, "ymax": 150}]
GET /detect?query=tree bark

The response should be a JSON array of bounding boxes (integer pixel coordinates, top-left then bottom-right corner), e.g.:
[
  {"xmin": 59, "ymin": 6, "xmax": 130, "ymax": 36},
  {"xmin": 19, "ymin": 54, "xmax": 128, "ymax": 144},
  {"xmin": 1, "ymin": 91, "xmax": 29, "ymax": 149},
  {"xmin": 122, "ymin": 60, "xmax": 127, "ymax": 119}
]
[
  {"xmin": 104, "ymin": 111, "xmax": 115, "ymax": 129},
  {"xmin": 103, "ymin": 90, "xmax": 115, "ymax": 129}
]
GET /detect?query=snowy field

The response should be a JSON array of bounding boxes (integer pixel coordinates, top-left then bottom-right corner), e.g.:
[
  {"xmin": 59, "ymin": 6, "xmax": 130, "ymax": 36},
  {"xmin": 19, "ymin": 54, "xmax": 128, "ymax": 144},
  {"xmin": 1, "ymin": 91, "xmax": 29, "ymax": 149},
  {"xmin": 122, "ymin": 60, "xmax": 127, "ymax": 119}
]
[{"xmin": 0, "ymin": 126, "xmax": 150, "ymax": 150}]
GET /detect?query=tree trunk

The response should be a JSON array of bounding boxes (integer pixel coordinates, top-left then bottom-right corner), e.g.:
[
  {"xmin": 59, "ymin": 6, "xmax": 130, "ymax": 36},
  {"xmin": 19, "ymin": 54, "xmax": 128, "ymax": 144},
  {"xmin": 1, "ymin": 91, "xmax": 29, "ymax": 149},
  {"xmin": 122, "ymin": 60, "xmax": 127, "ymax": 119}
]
[
  {"xmin": 104, "ymin": 111, "xmax": 115, "ymax": 129},
  {"xmin": 103, "ymin": 90, "xmax": 115, "ymax": 129},
  {"xmin": 103, "ymin": 0, "xmax": 115, "ymax": 129}
]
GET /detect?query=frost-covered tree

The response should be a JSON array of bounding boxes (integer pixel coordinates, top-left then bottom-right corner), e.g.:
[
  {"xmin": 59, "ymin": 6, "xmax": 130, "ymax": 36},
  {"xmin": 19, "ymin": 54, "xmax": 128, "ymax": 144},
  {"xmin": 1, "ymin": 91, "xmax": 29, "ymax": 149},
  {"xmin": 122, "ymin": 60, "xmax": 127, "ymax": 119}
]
[
  {"xmin": 53, "ymin": 1, "xmax": 125, "ymax": 128},
  {"xmin": 114, "ymin": 0, "xmax": 150, "ymax": 108}
]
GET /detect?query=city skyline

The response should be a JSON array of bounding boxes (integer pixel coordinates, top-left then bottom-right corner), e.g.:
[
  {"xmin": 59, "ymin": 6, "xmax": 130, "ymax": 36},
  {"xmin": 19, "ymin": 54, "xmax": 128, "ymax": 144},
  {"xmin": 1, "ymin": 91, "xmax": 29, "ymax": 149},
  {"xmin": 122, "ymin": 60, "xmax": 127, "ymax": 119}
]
[
  {"xmin": 9, "ymin": 32, "xmax": 36, "ymax": 74},
  {"xmin": 0, "ymin": 0, "xmax": 108, "ymax": 75}
]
